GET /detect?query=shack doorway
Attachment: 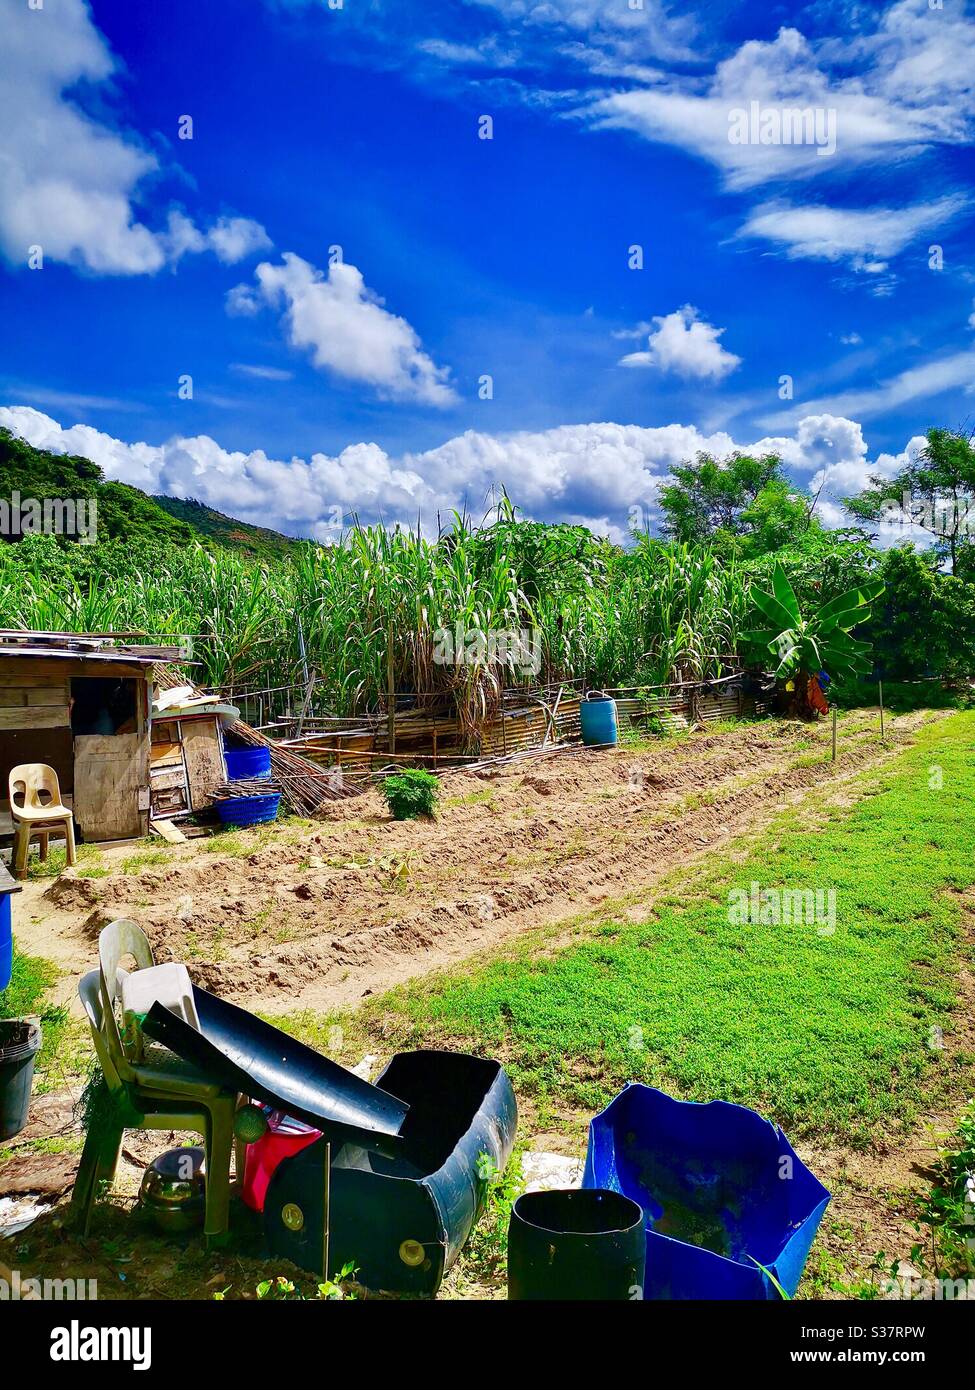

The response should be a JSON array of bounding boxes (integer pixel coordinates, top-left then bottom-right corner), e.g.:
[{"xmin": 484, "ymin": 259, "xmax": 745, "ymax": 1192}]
[
  {"xmin": 71, "ymin": 677, "xmax": 148, "ymax": 841},
  {"xmin": 70, "ymin": 677, "xmax": 139, "ymax": 736}
]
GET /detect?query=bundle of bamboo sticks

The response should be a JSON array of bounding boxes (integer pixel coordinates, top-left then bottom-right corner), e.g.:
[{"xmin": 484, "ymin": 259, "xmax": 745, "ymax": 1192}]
[
  {"xmin": 211, "ymin": 777, "xmax": 282, "ymax": 801},
  {"xmin": 228, "ymin": 720, "xmax": 355, "ymax": 814}
]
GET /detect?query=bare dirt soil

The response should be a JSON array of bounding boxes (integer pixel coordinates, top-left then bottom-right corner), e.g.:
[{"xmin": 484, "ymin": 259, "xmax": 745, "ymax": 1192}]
[{"xmin": 17, "ymin": 709, "xmax": 935, "ymax": 1019}]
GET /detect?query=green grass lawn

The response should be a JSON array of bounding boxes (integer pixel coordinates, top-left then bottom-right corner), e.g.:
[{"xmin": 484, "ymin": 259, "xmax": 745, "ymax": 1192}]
[{"xmin": 346, "ymin": 712, "xmax": 975, "ymax": 1145}]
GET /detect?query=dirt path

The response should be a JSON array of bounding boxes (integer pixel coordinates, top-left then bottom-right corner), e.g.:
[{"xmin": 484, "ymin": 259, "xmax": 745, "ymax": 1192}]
[{"xmin": 15, "ymin": 709, "xmax": 940, "ymax": 1016}]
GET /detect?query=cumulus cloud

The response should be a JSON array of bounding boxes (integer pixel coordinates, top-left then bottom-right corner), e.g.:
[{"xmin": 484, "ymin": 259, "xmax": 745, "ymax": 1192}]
[
  {"xmin": 618, "ymin": 306, "xmax": 741, "ymax": 382},
  {"xmin": 0, "ymin": 0, "xmax": 271, "ymax": 276},
  {"xmin": 739, "ymin": 196, "xmax": 968, "ymax": 267},
  {"xmin": 228, "ymin": 253, "xmax": 456, "ymax": 406},
  {"xmin": 0, "ymin": 403, "xmax": 897, "ymax": 545}
]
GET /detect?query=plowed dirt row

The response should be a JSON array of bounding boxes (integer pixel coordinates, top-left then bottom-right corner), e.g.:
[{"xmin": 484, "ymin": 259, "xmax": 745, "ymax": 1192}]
[{"xmin": 18, "ymin": 710, "xmax": 935, "ymax": 1016}]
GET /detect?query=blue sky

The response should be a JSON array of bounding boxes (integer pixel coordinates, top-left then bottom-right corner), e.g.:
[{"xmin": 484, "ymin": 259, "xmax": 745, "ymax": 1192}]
[{"xmin": 0, "ymin": 0, "xmax": 973, "ymax": 540}]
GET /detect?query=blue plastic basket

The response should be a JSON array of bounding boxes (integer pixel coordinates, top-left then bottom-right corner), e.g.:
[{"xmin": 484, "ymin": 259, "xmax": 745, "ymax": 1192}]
[{"xmin": 215, "ymin": 792, "xmax": 282, "ymax": 828}]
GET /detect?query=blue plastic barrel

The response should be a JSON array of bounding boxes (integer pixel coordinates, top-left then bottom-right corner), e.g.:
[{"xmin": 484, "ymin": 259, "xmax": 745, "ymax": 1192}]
[
  {"xmin": 216, "ymin": 792, "xmax": 281, "ymax": 828},
  {"xmin": 0, "ymin": 893, "xmax": 12, "ymax": 993},
  {"xmin": 580, "ymin": 692, "xmax": 618, "ymax": 747},
  {"xmin": 224, "ymin": 745, "xmax": 272, "ymax": 780}
]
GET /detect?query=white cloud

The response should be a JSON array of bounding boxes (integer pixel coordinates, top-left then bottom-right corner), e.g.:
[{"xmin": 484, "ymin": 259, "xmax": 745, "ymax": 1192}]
[
  {"xmin": 229, "ymin": 253, "xmax": 456, "ymax": 406},
  {"xmin": 166, "ymin": 212, "xmax": 272, "ymax": 266},
  {"xmin": 586, "ymin": 7, "xmax": 975, "ymax": 192},
  {"xmin": 0, "ymin": 0, "xmax": 271, "ymax": 276},
  {"xmin": 230, "ymin": 364, "xmax": 294, "ymax": 382},
  {"xmin": 840, "ymin": 333, "xmax": 863, "ymax": 346},
  {"xmin": 0, "ymin": 403, "xmax": 900, "ymax": 545},
  {"xmin": 618, "ymin": 306, "xmax": 741, "ymax": 382},
  {"xmin": 0, "ymin": 0, "xmax": 164, "ymax": 274},
  {"xmin": 469, "ymin": 0, "xmax": 697, "ymax": 65},
  {"xmin": 739, "ymin": 196, "xmax": 967, "ymax": 266},
  {"xmin": 762, "ymin": 349, "xmax": 975, "ymax": 428},
  {"xmin": 748, "ymin": 414, "xmax": 872, "ymax": 502}
]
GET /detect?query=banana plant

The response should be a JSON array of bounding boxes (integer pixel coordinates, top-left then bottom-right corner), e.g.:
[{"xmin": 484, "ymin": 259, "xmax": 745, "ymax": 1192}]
[{"xmin": 743, "ymin": 562, "xmax": 883, "ymax": 690}]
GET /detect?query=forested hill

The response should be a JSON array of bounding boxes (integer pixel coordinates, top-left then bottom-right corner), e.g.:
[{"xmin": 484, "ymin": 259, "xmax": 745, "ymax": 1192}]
[
  {"xmin": 0, "ymin": 428, "xmax": 298, "ymax": 559},
  {"xmin": 150, "ymin": 495, "xmax": 300, "ymax": 560}
]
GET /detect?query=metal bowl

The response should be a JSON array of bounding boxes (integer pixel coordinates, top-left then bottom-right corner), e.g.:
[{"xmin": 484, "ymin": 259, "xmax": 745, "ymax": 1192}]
[{"xmin": 139, "ymin": 1146, "xmax": 206, "ymax": 1234}]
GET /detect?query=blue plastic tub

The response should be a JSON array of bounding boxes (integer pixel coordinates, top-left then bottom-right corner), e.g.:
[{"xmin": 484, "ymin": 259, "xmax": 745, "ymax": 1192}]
[
  {"xmin": 580, "ymin": 693, "xmax": 618, "ymax": 746},
  {"xmin": 216, "ymin": 792, "xmax": 281, "ymax": 828},
  {"xmin": 584, "ymin": 1084, "xmax": 830, "ymax": 1300},
  {"xmin": 224, "ymin": 745, "xmax": 272, "ymax": 780}
]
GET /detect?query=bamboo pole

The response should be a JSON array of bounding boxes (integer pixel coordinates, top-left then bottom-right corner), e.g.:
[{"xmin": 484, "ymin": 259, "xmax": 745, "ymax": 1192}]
[
  {"xmin": 832, "ymin": 707, "xmax": 837, "ymax": 761},
  {"xmin": 387, "ymin": 621, "xmax": 396, "ymax": 755},
  {"xmin": 879, "ymin": 680, "xmax": 885, "ymax": 742}
]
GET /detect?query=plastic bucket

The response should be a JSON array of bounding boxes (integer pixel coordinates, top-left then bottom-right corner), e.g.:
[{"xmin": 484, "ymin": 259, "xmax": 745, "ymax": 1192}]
[
  {"xmin": 580, "ymin": 693, "xmax": 618, "ymax": 747},
  {"xmin": 0, "ymin": 893, "xmax": 11, "ymax": 993},
  {"xmin": 224, "ymin": 745, "xmax": 272, "ymax": 781},
  {"xmin": 216, "ymin": 792, "xmax": 281, "ymax": 828},
  {"xmin": 507, "ymin": 1188, "xmax": 646, "ymax": 1300},
  {"xmin": 0, "ymin": 1019, "xmax": 42, "ymax": 1141}
]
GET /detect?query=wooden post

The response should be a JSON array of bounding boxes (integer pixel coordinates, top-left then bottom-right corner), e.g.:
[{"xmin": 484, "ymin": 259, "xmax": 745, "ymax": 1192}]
[
  {"xmin": 832, "ymin": 706, "xmax": 837, "ymax": 762},
  {"xmin": 387, "ymin": 621, "xmax": 396, "ymax": 755},
  {"xmin": 879, "ymin": 680, "xmax": 885, "ymax": 742},
  {"xmin": 297, "ymin": 614, "xmax": 310, "ymax": 688}
]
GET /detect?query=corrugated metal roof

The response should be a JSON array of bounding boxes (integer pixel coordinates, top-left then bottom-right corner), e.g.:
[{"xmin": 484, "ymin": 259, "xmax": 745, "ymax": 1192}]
[{"xmin": 0, "ymin": 631, "xmax": 186, "ymax": 665}]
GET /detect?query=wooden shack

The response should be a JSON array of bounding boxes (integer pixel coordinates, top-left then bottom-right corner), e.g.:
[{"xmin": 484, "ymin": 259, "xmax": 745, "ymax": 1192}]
[
  {"xmin": 0, "ymin": 632, "xmax": 225, "ymax": 844},
  {"xmin": 149, "ymin": 685, "xmax": 235, "ymax": 821}
]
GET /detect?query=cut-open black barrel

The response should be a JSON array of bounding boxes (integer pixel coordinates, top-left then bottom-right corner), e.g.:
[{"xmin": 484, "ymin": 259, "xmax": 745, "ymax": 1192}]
[
  {"xmin": 508, "ymin": 1188, "xmax": 646, "ymax": 1300},
  {"xmin": 143, "ymin": 986, "xmax": 407, "ymax": 1155},
  {"xmin": 264, "ymin": 1050, "xmax": 517, "ymax": 1294}
]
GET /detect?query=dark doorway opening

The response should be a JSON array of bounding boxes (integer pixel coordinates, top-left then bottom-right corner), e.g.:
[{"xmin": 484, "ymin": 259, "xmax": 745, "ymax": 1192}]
[{"xmin": 70, "ymin": 678, "xmax": 138, "ymax": 736}]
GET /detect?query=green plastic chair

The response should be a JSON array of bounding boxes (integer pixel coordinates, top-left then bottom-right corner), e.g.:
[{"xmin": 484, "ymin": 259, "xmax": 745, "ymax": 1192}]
[{"xmin": 70, "ymin": 967, "xmax": 239, "ymax": 1243}]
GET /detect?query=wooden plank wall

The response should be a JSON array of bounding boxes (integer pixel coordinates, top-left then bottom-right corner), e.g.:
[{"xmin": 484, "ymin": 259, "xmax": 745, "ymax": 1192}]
[{"xmin": 0, "ymin": 678, "xmax": 70, "ymax": 731}]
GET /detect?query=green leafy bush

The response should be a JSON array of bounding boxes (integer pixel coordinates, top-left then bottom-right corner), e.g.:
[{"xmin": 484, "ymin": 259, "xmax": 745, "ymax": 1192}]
[{"xmin": 381, "ymin": 769, "xmax": 440, "ymax": 820}]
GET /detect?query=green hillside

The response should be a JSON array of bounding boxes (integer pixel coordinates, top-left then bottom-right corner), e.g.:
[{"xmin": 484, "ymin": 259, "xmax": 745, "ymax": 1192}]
[
  {"xmin": 0, "ymin": 429, "xmax": 297, "ymax": 558},
  {"xmin": 151, "ymin": 495, "xmax": 302, "ymax": 560}
]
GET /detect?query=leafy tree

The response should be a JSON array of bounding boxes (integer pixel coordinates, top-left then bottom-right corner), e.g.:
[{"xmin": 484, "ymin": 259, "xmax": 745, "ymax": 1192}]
[
  {"xmin": 844, "ymin": 428, "xmax": 975, "ymax": 573},
  {"xmin": 739, "ymin": 477, "xmax": 823, "ymax": 557},
  {"xmin": 865, "ymin": 547, "xmax": 975, "ymax": 681},
  {"xmin": 658, "ymin": 452, "xmax": 801, "ymax": 546}
]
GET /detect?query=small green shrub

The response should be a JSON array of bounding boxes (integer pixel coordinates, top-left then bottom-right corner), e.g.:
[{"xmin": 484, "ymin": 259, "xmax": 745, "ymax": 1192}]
[
  {"xmin": 381, "ymin": 769, "xmax": 440, "ymax": 820},
  {"xmin": 915, "ymin": 1105, "xmax": 975, "ymax": 1279}
]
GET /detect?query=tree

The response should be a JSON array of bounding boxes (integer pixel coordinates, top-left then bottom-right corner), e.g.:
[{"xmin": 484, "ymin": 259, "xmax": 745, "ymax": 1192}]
[
  {"xmin": 743, "ymin": 562, "xmax": 883, "ymax": 716},
  {"xmin": 739, "ymin": 477, "xmax": 822, "ymax": 557},
  {"xmin": 658, "ymin": 452, "xmax": 811, "ymax": 551},
  {"xmin": 865, "ymin": 547, "xmax": 975, "ymax": 681},
  {"xmin": 844, "ymin": 428, "xmax": 975, "ymax": 573}
]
